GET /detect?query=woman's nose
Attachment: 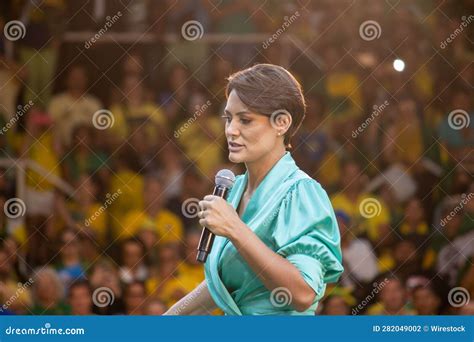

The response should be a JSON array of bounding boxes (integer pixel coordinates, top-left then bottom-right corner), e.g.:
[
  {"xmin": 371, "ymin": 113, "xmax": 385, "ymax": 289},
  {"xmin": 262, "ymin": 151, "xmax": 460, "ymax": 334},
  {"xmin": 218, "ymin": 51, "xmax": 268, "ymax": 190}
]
[{"xmin": 225, "ymin": 120, "xmax": 239, "ymax": 137}]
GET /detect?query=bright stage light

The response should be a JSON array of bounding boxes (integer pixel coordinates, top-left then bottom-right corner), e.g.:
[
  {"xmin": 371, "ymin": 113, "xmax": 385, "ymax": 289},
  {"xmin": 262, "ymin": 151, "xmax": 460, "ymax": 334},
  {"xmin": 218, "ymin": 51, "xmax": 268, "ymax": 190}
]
[{"xmin": 393, "ymin": 58, "xmax": 405, "ymax": 72}]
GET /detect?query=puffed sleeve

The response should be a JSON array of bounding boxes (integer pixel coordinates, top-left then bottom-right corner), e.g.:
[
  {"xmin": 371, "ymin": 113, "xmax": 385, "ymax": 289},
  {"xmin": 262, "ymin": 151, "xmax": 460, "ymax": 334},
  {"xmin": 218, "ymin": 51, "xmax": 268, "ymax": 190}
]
[{"xmin": 272, "ymin": 178, "xmax": 344, "ymax": 297}]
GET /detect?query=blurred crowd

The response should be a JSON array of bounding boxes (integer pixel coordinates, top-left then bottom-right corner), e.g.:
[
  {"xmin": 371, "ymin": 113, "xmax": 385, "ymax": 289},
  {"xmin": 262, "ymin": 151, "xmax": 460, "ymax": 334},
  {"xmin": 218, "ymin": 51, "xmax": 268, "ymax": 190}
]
[{"xmin": 0, "ymin": 0, "xmax": 472, "ymax": 316}]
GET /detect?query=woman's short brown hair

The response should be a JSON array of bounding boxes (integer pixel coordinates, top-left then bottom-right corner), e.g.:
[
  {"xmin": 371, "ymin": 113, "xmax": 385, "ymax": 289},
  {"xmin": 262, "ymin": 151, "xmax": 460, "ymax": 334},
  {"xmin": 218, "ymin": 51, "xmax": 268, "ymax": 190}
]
[{"xmin": 225, "ymin": 64, "xmax": 306, "ymax": 149}]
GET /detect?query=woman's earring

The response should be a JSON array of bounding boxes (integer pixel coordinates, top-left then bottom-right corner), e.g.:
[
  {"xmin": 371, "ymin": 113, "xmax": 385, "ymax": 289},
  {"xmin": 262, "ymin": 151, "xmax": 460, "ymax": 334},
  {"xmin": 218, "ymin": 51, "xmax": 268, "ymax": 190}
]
[{"xmin": 277, "ymin": 132, "xmax": 281, "ymax": 136}]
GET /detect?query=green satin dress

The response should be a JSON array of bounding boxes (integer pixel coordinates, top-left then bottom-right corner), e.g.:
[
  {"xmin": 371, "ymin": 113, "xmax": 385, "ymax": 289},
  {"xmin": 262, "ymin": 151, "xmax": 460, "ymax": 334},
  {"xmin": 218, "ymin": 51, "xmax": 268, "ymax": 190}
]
[{"xmin": 204, "ymin": 152, "xmax": 344, "ymax": 315}]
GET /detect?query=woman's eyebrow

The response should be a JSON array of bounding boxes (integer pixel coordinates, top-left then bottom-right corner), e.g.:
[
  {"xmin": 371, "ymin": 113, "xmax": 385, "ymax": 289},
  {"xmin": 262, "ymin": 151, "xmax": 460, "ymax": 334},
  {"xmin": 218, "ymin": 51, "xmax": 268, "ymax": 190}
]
[{"xmin": 224, "ymin": 110, "xmax": 251, "ymax": 116}]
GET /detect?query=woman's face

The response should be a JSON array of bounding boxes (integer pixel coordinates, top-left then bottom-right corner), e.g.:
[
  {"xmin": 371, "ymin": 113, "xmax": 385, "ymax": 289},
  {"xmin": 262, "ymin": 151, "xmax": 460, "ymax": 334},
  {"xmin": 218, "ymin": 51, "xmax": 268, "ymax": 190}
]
[{"xmin": 223, "ymin": 90, "xmax": 283, "ymax": 164}]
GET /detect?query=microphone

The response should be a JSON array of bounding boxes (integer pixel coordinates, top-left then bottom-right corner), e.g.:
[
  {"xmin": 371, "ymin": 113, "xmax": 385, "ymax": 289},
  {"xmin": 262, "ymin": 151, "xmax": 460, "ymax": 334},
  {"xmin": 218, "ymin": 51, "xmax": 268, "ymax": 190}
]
[{"xmin": 196, "ymin": 169, "xmax": 236, "ymax": 263}]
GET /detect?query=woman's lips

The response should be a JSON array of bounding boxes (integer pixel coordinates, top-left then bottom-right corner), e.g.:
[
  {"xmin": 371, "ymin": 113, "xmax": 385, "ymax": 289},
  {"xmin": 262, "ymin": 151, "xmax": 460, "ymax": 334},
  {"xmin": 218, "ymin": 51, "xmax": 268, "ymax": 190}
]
[{"xmin": 228, "ymin": 142, "xmax": 244, "ymax": 152}]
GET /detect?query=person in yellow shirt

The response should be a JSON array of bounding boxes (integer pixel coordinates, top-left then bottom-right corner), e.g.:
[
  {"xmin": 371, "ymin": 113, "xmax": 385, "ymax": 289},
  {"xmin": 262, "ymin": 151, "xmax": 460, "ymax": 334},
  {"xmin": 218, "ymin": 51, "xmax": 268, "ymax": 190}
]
[
  {"xmin": 107, "ymin": 153, "xmax": 144, "ymax": 234},
  {"xmin": 177, "ymin": 229, "xmax": 205, "ymax": 292},
  {"xmin": 145, "ymin": 231, "xmax": 211, "ymax": 311},
  {"xmin": 330, "ymin": 161, "xmax": 391, "ymax": 242},
  {"xmin": 14, "ymin": 0, "xmax": 66, "ymax": 106},
  {"xmin": 136, "ymin": 219, "xmax": 160, "ymax": 266},
  {"xmin": 367, "ymin": 277, "xmax": 415, "ymax": 315},
  {"xmin": 382, "ymin": 98, "xmax": 424, "ymax": 166},
  {"xmin": 21, "ymin": 109, "xmax": 61, "ymax": 193},
  {"xmin": 48, "ymin": 65, "xmax": 102, "ymax": 148},
  {"xmin": 320, "ymin": 286, "xmax": 356, "ymax": 315},
  {"xmin": 14, "ymin": 111, "xmax": 60, "ymax": 264},
  {"xmin": 109, "ymin": 75, "xmax": 166, "ymax": 143},
  {"xmin": 0, "ymin": 247, "xmax": 32, "ymax": 314},
  {"xmin": 323, "ymin": 47, "xmax": 363, "ymax": 125},
  {"xmin": 146, "ymin": 243, "xmax": 185, "ymax": 308},
  {"xmin": 330, "ymin": 161, "xmax": 394, "ymax": 272},
  {"xmin": 175, "ymin": 91, "xmax": 225, "ymax": 178},
  {"xmin": 55, "ymin": 175, "xmax": 108, "ymax": 245},
  {"xmin": 398, "ymin": 197, "xmax": 429, "ymax": 242},
  {"xmin": 120, "ymin": 175, "xmax": 183, "ymax": 244}
]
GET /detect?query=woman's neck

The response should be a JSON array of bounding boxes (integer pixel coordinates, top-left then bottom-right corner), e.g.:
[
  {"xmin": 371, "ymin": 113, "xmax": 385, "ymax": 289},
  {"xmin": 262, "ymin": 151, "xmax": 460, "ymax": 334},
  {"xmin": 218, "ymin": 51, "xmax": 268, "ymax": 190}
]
[{"xmin": 245, "ymin": 147, "xmax": 286, "ymax": 194}]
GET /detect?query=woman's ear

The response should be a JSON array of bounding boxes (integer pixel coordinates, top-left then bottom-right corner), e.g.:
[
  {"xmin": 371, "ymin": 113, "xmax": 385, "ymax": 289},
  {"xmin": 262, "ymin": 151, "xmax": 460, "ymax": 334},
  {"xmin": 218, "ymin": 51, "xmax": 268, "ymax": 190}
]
[{"xmin": 270, "ymin": 109, "xmax": 292, "ymax": 135}]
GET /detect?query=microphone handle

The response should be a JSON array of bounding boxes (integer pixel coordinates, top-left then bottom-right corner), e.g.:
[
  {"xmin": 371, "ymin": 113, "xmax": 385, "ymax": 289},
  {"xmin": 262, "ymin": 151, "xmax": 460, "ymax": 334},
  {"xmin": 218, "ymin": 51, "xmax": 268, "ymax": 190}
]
[{"xmin": 196, "ymin": 185, "xmax": 230, "ymax": 263}]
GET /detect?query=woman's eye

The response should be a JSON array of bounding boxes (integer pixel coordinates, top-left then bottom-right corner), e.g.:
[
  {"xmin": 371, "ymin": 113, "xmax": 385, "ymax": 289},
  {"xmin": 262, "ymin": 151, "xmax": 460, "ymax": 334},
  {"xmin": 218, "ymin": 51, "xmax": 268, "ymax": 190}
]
[
  {"xmin": 221, "ymin": 115, "xmax": 250, "ymax": 125},
  {"xmin": 221, "ymin": 115, "xmax": 231, "ymax": 123}
]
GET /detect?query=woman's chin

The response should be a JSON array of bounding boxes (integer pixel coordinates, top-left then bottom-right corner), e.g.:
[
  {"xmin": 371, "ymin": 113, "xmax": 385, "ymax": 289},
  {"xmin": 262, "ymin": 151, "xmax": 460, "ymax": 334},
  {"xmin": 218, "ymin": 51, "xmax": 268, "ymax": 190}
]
[{"xmin": 228, "ymin": 151, "xmax": 245, "ymax": 163}]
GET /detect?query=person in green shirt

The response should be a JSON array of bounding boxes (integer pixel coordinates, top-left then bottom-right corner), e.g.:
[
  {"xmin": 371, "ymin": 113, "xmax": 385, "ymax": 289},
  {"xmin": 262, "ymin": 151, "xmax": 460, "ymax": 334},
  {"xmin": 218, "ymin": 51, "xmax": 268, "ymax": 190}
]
[{"xmin": 165, "ymin": 64, "xmax": 343, "ymax": 315}]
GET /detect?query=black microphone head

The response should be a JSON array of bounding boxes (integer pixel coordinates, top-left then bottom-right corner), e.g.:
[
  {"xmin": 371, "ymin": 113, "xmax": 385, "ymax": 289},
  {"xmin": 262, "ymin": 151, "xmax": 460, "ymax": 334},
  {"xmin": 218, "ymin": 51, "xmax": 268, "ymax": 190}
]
[{"xmin": 215, "ymin": 169, "xmax": 235, "ymax": 189}]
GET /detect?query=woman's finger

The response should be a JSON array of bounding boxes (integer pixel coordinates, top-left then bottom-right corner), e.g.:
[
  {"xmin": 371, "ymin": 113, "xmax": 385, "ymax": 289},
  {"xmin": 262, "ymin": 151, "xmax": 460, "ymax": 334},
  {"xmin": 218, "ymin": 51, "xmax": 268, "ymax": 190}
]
[
  {"xmin": 199, "ymin": 200, "xmax": 210, "ymax": 210},
  {"xmin": 203, "ymin": 195, "xmax": 218, "ymax": 201},
  {"xmin": 199, "ymin": 210, "xmax": 209, "ymax": 219}
]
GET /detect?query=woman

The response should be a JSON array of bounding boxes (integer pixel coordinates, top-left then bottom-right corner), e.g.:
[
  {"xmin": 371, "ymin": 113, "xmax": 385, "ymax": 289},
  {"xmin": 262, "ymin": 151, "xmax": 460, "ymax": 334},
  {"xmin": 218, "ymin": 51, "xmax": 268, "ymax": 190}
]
[{"xmin": 165, "ymin": 64, "xmax": 343, "ymax": 315}]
